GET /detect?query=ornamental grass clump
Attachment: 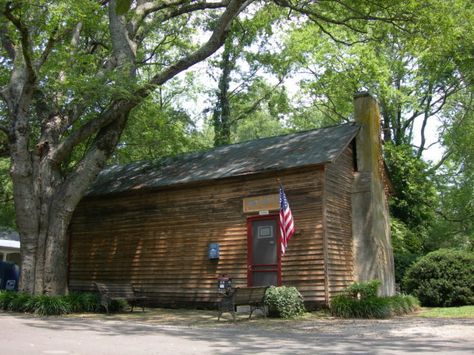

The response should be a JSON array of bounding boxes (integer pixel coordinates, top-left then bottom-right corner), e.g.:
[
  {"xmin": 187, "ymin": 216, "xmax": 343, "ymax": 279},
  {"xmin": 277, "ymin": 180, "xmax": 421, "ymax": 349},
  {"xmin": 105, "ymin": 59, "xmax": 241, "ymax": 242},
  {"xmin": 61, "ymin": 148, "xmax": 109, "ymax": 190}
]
[
  {"xmin": 388, "ymin": 295, "xmax": 419, "ymax": 316},
  {"xmin": 0, "ymin": 290, "xmax": 18, "ymax": 310},
  {"xmin": 330, "ymin": 280, "xmax": 419, "ymax": 319},
  {"xmin": 0, "ymin": 290, "xmax": 103, "ymax": 315},
  {"xmin": 64, "ymin": 292, "xmax": 101, "ymax": 313},
  {"xmin": 7, "ymin": 292, "xmax": 33, "ymax": 312},
  {"xmin": 27, "ymin": 294, "xmax": 71, "ymax": 316},
  {"xmin": 264, "ymin": 286, "xmax": 306, "ymax": 318}
]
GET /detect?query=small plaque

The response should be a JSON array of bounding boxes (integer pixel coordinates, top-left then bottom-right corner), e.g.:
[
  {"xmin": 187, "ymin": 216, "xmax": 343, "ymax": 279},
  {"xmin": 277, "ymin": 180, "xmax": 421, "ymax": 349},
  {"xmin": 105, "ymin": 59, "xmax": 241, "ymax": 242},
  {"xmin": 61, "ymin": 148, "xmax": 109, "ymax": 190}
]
[{"xmin": 259, "ymin": 210, "xmax": 269, "ymax": 215}]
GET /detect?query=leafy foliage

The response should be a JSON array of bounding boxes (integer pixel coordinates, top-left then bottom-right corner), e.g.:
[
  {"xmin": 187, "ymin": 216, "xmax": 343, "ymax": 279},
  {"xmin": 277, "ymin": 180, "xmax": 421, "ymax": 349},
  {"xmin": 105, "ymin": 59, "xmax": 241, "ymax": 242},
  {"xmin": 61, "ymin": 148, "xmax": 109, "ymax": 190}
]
[
  {"xmin": 431, "ymin": 102, "xmax": 474, "ymax": 251},
  {"xmin": 0, "ymin": 291, "xmax": 107, "ymax": 315},
  {"xmin": 330, "ymin": 294, "xmax": 392, "ymax": 319},
  {"xmin": 27, "ymin": 294, "xmax": 70, "ymax": 316},
  {"xmin": 64, "ymin": 292, "xmax": 100, "ymax": 313},
  {"xmin": 330, "ymin": 280, "xmax": 419, "ymax": 318},
  {"xmin": 344, "ymin": 280, "xmax": 381, "ymax": 299},
  {"xmin": 264, "ymin": 286, "xmax": 306, "ymax": 318},
  {"xmin": 112, "ymin": 88, "xmax": 211, "ymax": 164},
  {"xmin": 0, "ymin": 158, "xmax": 15, "ymax": 228},
  {"xmin": 388, "ymin": 295, "xmax": 420, "ymax": 316},
  {"xmin": 403, "ymin": 249, "xmax": 474, "ymax": 307},
  {"xmin": 385, "ymin": 144, "xmax": 437, "ymax": 234},
  {"xmin": 0, "ymin": 290, "xmax": 18, "ymax": 310}
]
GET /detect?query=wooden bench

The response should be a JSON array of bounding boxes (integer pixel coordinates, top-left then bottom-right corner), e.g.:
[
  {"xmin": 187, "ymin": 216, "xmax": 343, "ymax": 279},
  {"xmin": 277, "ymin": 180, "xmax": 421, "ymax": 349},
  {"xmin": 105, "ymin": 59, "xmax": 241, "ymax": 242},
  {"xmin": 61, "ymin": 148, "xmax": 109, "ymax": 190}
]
[
  {"xmin": 93, "ymin": 282, "xmax": 148, "ymax": 313},
  {"xmin": 217, "ymin": 286, "xmax": 268, "ymax": 321}
]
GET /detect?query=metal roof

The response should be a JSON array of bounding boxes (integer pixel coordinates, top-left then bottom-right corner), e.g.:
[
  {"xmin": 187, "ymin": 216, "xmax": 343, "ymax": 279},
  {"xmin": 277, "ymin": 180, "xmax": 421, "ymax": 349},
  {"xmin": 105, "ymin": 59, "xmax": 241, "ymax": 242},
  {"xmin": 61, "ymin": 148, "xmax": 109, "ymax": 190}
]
[
  {"xmin": 0, "ymin": 229, "xmax": 20, "ymax": 249},
  {"xmin": 0, "ymin": 240, "xmax": 20, "ymax": 249},
  {"xmin": 88, "ymin": 123, "xmax": 359, "ymax": 196}
]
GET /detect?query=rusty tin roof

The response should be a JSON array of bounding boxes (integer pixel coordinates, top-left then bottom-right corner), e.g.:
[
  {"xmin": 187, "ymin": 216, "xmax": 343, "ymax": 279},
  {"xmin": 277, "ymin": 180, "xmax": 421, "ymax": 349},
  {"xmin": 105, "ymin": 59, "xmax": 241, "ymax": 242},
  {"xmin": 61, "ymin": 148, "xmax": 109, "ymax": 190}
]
[{"xmin": 88, "ymin": 123, "xmax": 359, "ymax": 196}]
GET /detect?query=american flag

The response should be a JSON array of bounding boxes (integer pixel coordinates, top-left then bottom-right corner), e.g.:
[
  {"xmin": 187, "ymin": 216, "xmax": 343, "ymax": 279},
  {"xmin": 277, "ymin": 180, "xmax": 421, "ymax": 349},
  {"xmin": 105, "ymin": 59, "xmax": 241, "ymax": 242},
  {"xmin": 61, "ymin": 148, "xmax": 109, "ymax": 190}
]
[{"xmin": 279, "ymin": 185, "xmax": 295, "ymax": 256}]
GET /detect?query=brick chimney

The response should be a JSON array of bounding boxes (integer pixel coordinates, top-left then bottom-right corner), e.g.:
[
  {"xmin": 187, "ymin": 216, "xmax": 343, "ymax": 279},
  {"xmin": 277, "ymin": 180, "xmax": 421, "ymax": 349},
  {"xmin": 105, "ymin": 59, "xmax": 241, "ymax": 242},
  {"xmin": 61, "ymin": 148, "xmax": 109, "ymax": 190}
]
[{"xmin": 352, "ymin": 92, "xmax": 395, "ymax": 296}]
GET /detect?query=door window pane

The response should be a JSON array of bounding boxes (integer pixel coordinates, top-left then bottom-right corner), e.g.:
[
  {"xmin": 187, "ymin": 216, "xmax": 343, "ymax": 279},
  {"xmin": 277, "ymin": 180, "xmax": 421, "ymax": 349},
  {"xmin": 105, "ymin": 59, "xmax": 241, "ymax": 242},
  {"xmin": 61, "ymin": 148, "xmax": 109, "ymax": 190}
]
[{"xmin": 252, "ymin": 219, "xmax": 277, "ymax": 265}]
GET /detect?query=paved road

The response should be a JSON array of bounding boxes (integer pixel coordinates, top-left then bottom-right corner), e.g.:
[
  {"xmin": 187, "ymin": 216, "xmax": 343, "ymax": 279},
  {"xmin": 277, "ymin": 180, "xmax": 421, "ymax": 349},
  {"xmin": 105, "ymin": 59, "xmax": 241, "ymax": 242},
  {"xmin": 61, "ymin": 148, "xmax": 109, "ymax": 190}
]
[{"xmin": 1, "ymin": 313, "xmax": 473, "ymax": 354}]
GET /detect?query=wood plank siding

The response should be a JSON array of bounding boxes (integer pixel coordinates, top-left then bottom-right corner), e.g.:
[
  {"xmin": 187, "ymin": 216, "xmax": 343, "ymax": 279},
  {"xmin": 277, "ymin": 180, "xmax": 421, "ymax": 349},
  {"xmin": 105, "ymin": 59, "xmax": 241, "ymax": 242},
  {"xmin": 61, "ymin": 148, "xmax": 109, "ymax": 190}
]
[
  {"xmin": 324, "ymin": 145, "xmax": 355, "ymax": 300},
  {"xmin": 68, "ymin": 166, "xmax": 331, "ymax": 307}
]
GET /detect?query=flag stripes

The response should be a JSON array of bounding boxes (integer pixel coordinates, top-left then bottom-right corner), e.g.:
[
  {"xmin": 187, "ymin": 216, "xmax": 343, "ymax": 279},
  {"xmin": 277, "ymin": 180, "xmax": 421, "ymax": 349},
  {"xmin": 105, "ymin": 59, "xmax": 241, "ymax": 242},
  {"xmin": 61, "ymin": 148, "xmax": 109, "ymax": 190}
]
[{"xmin": 279, "ymin": 185, "xmax": 295, "ymax": 255}]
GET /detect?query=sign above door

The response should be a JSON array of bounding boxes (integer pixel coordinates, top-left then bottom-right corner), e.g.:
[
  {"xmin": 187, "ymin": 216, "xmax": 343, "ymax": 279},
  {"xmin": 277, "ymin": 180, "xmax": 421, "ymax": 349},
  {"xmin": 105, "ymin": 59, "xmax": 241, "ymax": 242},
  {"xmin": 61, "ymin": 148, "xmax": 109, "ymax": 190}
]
[{"xmin": 243, "ymin": 194, "xmax": 279, "ymax": 213}]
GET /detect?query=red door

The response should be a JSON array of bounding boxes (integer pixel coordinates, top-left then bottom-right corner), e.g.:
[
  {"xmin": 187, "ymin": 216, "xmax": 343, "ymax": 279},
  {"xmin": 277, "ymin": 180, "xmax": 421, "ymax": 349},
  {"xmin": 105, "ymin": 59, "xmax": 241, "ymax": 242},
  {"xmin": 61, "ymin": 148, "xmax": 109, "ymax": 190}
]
[{"xmin": 247, "ymin": 215, "xmax": 281, "ymax": 286}]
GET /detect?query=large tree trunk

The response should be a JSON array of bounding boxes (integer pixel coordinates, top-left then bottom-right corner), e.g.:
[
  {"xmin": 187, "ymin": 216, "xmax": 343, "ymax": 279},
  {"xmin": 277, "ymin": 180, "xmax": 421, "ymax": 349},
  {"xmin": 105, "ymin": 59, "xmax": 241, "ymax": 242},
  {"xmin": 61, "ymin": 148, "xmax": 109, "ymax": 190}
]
[
  {"xmin": 17, "ymin": 197, "xmax": 72, "ymax": 295},
  {"xmin": 13, "ymin": 113, "xmax": 129, "ymax": 295}
]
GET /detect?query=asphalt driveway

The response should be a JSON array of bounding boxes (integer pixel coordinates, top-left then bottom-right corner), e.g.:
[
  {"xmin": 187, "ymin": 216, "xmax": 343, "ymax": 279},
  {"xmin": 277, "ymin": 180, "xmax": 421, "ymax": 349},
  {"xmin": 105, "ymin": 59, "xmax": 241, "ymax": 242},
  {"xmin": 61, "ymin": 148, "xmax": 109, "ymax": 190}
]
[{"xmin": 0, "ymin": 312, "xmax": 473, "ymax": 354}]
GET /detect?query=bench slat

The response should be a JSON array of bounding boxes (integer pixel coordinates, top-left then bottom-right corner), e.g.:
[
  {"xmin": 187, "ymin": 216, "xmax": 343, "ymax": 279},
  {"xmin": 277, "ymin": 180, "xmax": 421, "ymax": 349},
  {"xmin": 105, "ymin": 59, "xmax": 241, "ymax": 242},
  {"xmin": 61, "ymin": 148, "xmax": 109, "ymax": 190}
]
[{"xmin": 93, "ymin": 282, "xmax": 147, "ymax": 313}]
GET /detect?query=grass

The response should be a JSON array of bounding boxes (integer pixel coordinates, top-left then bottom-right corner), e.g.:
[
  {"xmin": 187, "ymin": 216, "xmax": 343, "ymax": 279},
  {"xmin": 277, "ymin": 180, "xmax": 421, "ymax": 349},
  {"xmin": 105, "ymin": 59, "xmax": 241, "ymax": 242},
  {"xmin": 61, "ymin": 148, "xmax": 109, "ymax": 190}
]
[{"xmin": 417, "ymin": 305, "xmax": 474, "ymax": 318}]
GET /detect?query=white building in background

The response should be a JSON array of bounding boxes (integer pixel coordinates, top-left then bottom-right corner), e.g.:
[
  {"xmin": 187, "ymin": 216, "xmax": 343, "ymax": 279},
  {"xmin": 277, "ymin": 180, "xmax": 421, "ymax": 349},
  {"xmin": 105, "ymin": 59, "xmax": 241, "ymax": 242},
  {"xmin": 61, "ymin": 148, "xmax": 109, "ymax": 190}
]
[{"xmin": 0, "ymin": 229, "xmax": 20, "ymax": 265}]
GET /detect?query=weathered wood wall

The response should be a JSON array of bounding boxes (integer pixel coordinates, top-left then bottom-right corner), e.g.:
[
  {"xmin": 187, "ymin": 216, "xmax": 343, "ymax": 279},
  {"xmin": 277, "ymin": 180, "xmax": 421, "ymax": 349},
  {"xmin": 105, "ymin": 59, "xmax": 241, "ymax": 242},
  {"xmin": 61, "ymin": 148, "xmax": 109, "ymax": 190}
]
[
  {"xmin": 324, "ymin": 145, "xmax": 355, "ymax": 301},
  {"xmin": 68, "ymin": 166, "xmax": 332, "ymax": 307}
]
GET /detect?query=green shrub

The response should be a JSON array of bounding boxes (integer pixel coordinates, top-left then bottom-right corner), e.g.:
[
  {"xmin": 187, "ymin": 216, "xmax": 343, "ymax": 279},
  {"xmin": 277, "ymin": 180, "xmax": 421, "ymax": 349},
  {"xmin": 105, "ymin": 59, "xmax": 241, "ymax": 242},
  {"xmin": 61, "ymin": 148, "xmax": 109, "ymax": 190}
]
[
  {"xmin": 394, "ymin": 252, "xmax": 419, "ymax": 289},
  {"xmin": 388, "ymin": 295, "xmax": 419, "ymax": 316},
  {"xmin": 403, "ymin": 249, "xmax": 474, "ymax": 307},
  {"xmin": 0, "ymin": 291, "xmax": 109, "ymax": 315},
  {"xmin": 330, "ymin": 280, "xmax": 419, "ymax": 318},
  {"xmin": 264, "ymin": 286, "xmax": 306, "ymax": 318},
  {"xmin": 26, "ymin": 295, "xmax": 71, "ymax": 316},
  {"xmin": 64, "ymin": 292, "xmax": 100, "ymax": 313},
  {"xmin": 1, "ymin": 291, "xmax": 17, "ymax": 310},
  {"xmin": 107, "ymin": 299, "xmax": 128, "ymax": 313},
  {"xmin": 345, "ymin": 280, "xmax": 381, "ymax": 299},
  {"xmin": 8, "ymin": 292, "xmax": 33, "ymax": 312},
  {"xmin": 331, "ymin": 295, "xmax": 391, "ymax": 319},
  {"xmin": 0, "ymin": 291, "xmax": 18, "ymax": 310}
]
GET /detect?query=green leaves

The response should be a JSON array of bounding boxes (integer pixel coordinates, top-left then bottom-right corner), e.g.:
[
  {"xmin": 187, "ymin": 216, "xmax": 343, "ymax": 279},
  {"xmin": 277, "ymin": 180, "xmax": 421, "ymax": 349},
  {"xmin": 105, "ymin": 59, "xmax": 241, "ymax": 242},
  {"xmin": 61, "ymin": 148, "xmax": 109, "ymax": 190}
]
[
  {"xmin": 0, "ymin": 158, "xmax": 15, "ymax": 228},
  {"xmin": 403, "ymin": 249, "xmax": 474, "ymax": 307},
  {"xmin": 264, "ymin": 286, "xmax": 306, "ymax": 318},
  {"xmin": 115, "ymin": 0, "xmax": 132, "ymax": 15}
]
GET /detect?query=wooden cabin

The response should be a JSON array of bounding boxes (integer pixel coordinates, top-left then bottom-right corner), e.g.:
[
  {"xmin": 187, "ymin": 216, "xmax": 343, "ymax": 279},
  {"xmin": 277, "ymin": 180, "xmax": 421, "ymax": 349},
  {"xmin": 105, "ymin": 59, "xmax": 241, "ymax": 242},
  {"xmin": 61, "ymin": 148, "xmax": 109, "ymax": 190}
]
[{"xmin": 68, "ymin": 93, "xmax": 395, "ymax": 308}]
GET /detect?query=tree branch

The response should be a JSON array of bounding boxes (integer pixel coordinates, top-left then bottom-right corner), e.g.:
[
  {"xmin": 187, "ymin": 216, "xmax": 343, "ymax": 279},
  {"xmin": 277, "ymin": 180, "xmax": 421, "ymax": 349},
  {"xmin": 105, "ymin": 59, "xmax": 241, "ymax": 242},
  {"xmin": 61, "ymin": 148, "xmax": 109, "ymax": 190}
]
[
  {"xmin": 0, "ymin": 20, "xmax": 15, "ymax": 60},
  {"xmin": 429, "ymin": 150, "xmax": 452, "ymax": 172},
  {"xmin": 232, "ymin": 78, "xmax": 284, "ymax": 123},
  {"xmin": 53, "ymin": 0, "xmax": 247, "ymax": 164},
  {"xmin": 36, "ymin": 26, "xmax": 59, "ymax": 70},
  {"xmin": 145, "ymin": 0, "xmax": 248, "ymax": 91},
  {"xmin": 3, "ymin": 1, "xmax": 36, "ymax": 84},
  {"xmin": 132, "ymin": 0, "xmax": 230, "ymax": 38}
]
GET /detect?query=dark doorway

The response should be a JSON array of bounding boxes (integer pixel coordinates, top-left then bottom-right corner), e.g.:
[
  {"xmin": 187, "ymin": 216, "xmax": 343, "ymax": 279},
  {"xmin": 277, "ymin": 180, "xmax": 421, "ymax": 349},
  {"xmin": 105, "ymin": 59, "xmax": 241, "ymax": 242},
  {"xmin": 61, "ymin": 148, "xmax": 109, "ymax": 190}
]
[{"xmin": 247, "ymin": 215, "xmax": 281, "ymax": 286}]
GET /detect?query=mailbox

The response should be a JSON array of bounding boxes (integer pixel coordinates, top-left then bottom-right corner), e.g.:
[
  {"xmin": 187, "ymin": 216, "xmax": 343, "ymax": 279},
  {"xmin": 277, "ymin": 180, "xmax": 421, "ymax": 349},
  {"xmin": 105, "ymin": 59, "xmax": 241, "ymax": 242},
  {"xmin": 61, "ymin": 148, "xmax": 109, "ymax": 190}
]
[
  {"xmin": 217, "ymin": 274, "xmax": 232, "ymax": 294},
  {"xmin": 208, "ymin": 243, "xmax": 220, "ymax": 260},
  {"xmin": 0, "ymin": 261, "xmax": 19, "ymax": 291}
]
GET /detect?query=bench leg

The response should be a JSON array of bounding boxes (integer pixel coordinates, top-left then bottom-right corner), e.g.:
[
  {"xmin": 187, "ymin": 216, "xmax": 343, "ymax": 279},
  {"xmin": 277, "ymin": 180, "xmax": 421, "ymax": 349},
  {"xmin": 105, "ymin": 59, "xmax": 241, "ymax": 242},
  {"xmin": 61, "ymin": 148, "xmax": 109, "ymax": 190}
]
[
  {"xmin": 100, "ymin": 297, "xmax": 110, "ymax": 314},
  {"xmin": 249, "ymin": 304, "xmax": 266, "ymax": 319}
]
